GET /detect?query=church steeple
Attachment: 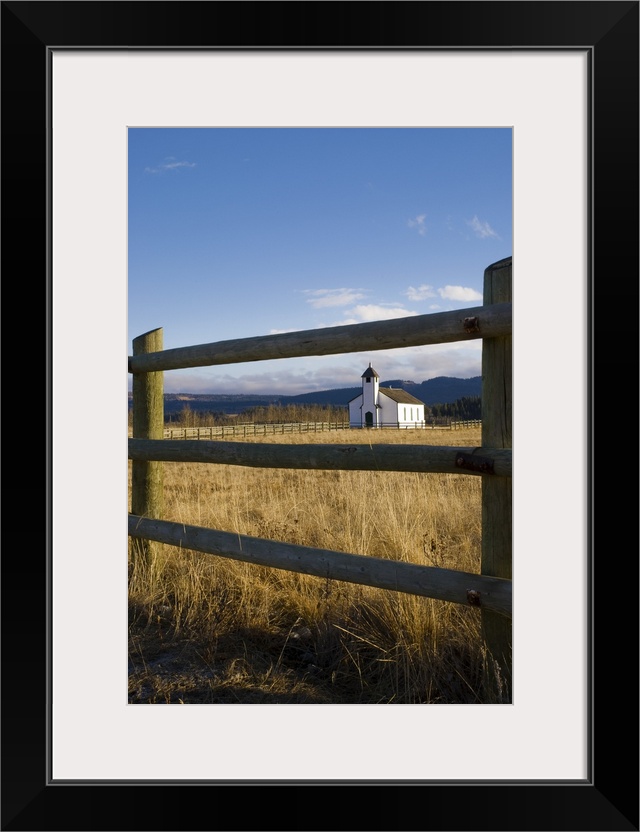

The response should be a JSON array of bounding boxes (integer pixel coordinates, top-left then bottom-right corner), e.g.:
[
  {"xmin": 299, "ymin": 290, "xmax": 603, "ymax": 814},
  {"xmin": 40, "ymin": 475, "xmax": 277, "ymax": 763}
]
[
  {"xmin": 361, "ymin": 363, "xmax": 380, "ymax": 426},
  {"xmin": 361, "ymin": 362, "xmax": 379, "ymax": 381}
]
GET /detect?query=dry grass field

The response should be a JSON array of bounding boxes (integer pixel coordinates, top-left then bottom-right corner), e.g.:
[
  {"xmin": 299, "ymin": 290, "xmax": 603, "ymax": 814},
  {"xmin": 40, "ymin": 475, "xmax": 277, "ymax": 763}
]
[{"xmin": 128, "ymin": 426, "xmax": 509, "ymax": 704}]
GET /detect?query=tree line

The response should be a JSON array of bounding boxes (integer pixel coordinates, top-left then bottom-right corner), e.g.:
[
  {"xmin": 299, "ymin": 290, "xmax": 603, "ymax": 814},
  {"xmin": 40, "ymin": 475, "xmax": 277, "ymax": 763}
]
[
  {"xmin": 128, "ymin": 396, "xmax": 482, "ymax": 428},
  {"xmin": 428, "ymin": 396, "xmax": 481, "ymax": 421},
  {"xmin": 163, "ymin": 402, "xmax": 349, "ymax": 428},
  {"xmin": 167, "ymin": 397, "xmax": 482, "ymax": 426}
]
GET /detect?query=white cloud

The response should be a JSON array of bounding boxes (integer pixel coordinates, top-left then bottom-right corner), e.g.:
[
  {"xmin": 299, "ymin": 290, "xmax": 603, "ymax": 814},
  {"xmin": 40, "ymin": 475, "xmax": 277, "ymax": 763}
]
[
  {"xmin": 405, "ymin": 284, "xmax": 436, "ymax": 301},
  {"xmin": 303, "ymin": 288, "xmax": 366, "ymax": 308},
  {"xmin": 406, "ymin": 284, "xmax": 481, "ymax": 304},
  {"xmin": 438, "ymin": 285, "xmax": 483, "ymax": 302},
  {"xmin": 467, "ymin": 215, "xmax": 500, "ymax": 239},
  {"xmin": 332, "ymin": 304, "xmax": 419, "ymax": 326},
  {"xmin": 159, "ymin": 340, "xmax": 484, "ymax": 396},
  {"xmin": 352, "ymin": 341, "xmax": 483, "ymax": 381},
  {"xmin": 407, "ymin": 214, "xmax": 427, "ymax": 236},
  {"xmin": 145, "ymin": 157, "xmax": 196, "ymax": 174},
  {"xmin": 352, "ymin": 304, "xmax": 417, "ymax": 322}
]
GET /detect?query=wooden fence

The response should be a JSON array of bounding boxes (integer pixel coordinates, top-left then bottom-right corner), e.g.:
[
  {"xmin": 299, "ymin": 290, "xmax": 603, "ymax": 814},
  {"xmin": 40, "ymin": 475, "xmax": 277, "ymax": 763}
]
[
  {"xmin": 450, "ymin": 419, "xmax": 482, "ymax": 430},
  {"xmin": 127, "ymin": 419, "xmax": 482, "ymax": 440},
  {"xmin": 163, "ymin": 421, "xmax": 349, "ymax": 439},
  {"xmin": 128, "ymin": 256, "xmax": 512, "ymax": 695}
]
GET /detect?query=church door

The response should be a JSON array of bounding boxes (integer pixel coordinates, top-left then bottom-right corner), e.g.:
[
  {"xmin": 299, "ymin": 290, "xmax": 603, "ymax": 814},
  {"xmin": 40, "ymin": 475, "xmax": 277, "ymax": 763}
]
[{"xmin": 364, "ymin": 411, "xmax": 374, "ymax": 427}]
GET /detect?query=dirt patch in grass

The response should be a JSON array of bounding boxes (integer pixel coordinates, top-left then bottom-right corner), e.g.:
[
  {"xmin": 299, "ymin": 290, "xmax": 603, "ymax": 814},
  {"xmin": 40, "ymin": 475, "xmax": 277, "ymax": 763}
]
[{"xmin": 129, "ymin": 615, "xmax": 347, "ymax": 705}]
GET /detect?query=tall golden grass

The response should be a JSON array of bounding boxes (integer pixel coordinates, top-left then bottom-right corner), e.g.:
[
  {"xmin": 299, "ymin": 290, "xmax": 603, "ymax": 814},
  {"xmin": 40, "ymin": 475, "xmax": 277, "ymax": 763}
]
[{"xmin": 128, "ymin": 426, "xmax": 509, "ymax": 704}]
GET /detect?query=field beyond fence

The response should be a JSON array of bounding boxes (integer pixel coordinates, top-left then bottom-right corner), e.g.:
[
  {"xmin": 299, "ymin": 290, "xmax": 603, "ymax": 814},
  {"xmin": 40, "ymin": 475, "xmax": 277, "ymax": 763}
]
[{"xmin": 128, "ymin": 426, "xmax": 503, "ymax": 704}]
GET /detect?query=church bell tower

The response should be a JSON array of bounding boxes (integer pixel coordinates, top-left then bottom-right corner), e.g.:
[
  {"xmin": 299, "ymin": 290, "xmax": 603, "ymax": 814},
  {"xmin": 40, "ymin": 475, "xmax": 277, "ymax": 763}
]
[{"xmin": 361, "ymin": 363, "xmax": 379, "ymax": 427}]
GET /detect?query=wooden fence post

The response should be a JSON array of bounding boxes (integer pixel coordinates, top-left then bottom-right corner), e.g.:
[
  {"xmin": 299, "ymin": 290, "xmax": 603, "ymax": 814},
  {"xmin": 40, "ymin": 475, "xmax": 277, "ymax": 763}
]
[
  {"xmin": 481, "ymin": 257, "xmax": 512, "ymax": 701},
  {"xmin": 131, "ymin": 327, "xmax": 164, "ymax": 567}
]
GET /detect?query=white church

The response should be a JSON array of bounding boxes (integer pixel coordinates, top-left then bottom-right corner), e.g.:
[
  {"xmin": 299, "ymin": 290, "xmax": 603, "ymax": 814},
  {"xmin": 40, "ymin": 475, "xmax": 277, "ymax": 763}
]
[{"xmin": 348, "ymin": 363, "xmax": 427, "ymax": 428}]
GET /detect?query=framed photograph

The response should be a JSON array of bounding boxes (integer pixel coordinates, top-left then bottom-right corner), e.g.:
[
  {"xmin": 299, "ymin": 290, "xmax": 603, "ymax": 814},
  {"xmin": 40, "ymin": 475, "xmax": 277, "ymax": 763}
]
[{"xmin": 3, "ymin": 1, "xmax": 637, "ymax": 830}]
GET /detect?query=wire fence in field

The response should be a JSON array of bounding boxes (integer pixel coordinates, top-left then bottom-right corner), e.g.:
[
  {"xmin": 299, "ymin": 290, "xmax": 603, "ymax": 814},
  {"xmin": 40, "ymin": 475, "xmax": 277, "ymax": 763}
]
[{"xmin": 126, "ymin": 419, "xmax": 482, "ymax": 439}]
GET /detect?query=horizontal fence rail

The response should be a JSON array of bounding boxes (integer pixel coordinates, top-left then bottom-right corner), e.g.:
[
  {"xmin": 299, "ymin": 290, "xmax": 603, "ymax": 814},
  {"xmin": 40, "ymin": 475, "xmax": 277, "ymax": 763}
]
[
  {"xmin": 129, "ymin": 515, "xmax": 512, "ymax": 618},
  {"xmin": 129, "ymin": 438, "xmax": 511, "ymax": 477},
  {"xmin": 128, "ymin": 302, "xmax": 512, "ymax": 374}
]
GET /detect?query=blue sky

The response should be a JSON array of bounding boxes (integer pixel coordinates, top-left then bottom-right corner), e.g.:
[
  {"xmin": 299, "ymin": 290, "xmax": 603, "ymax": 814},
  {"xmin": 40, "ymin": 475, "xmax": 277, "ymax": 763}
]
[{"xmin": 128, "ymin": 128, "xmax": 512, "ymax": 395}]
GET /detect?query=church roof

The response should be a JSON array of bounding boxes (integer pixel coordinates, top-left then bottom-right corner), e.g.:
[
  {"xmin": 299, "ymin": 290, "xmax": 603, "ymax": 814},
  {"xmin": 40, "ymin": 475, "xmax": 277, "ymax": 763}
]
[
  {"xmin": 379, "ymin": 387, "xmax": 425, "ymax": 405},
  {"xmin": 361, "ymin": 363, "xmax": 379, "ymax": 379}
]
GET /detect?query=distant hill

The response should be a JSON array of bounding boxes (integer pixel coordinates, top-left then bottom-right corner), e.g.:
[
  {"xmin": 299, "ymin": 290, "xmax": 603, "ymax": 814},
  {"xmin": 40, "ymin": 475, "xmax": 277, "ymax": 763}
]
[
  {"xmin": 288, "ymin": 376, "xmax": 482, "ymax": 406},
  {"xmin": 129, "ymin": 376, "xmax": 483, "ymax": 416}
]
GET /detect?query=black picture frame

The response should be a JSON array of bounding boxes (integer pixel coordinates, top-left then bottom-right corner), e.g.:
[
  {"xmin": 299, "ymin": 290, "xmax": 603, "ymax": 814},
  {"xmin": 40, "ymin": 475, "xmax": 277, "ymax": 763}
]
[{"xmin": 2, "ymin": 2, "xmax": 638, "ymax": 830}]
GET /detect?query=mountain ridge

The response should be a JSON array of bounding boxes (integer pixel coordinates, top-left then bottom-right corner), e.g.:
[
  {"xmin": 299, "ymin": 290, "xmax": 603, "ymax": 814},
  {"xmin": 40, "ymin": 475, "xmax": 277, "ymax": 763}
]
[
  {"xmin": 130, "ymin": 376, "xmax": 483, "ymax": 413},
  {"xmin": 286, "ymin": 375, "xmax": 481, "ymax": 406}
]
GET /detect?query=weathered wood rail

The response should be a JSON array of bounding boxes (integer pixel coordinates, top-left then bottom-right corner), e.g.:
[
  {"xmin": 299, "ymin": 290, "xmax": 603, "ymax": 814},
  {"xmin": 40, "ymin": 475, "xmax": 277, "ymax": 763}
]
[
  {"xmin": 129, "ymin": 515, "xmax": 512, "ymax": 618},
  {"xmin": 129, "ymin": 438, "xmax": 511, "ymax": 477},
  {"xmin": 128, "ymin": 302, "xmax": 512, "ymax": 374},
  {"xmin": 128, "ymin": 256, "xmax": 513, "ymax": 695}
]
